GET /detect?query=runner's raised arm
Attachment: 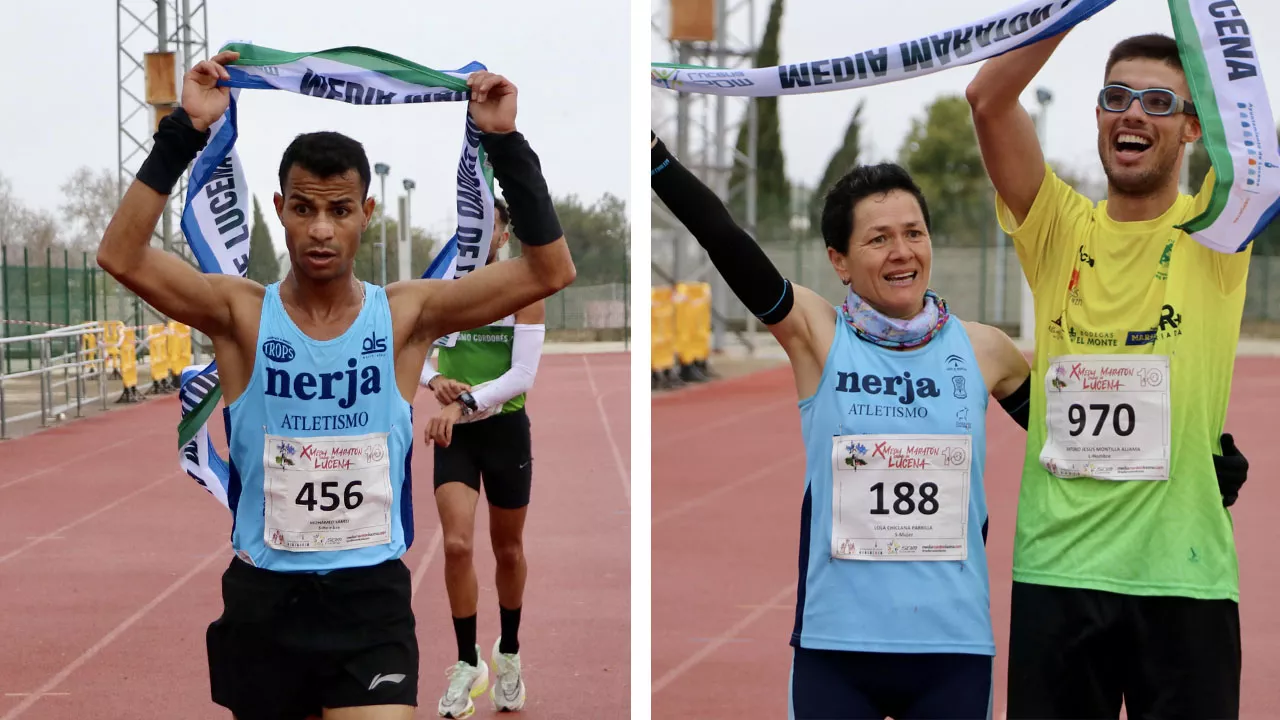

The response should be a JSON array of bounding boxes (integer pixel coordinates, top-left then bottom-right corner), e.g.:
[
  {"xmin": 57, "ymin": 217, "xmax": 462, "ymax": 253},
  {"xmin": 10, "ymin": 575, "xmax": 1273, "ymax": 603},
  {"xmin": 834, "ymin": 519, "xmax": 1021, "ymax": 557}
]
[
  {"xmin": 96, "ymin": 50, "xmax": 255, "ymax": 338},
  {"xmin": 394, "ymin": 72, "xmax": 575, "ymax": 344},
  {"xmin": 966, "ymin": 32, "xmax": 1070, "ymax": 227}
]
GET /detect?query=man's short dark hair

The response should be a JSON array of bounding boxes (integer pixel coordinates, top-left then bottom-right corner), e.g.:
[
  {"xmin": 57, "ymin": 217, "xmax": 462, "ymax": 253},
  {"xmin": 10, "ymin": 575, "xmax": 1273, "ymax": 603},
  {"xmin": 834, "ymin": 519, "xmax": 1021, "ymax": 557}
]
[
  {"xmin": 494, "ymin": 197, "xmax": 510, "ymax": 226},
  {"xmin": 278, "ymin": 132, "xmax": 372, "ymax": 199},
  {"xmin": 1106, "ymin": 34, "xmax": 1184, "ymax": 79},
  {"xmin": 820, "ymin": 163, "xmax": 931, "ymax": 253}
]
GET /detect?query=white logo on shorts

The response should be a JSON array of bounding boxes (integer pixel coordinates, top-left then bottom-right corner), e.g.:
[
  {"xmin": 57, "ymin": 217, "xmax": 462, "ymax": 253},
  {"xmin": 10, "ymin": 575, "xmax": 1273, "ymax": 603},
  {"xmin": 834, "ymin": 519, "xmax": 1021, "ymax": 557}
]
[{"xmin": 369, "ymin": 673, "xmax": 406, "ymax": 690}]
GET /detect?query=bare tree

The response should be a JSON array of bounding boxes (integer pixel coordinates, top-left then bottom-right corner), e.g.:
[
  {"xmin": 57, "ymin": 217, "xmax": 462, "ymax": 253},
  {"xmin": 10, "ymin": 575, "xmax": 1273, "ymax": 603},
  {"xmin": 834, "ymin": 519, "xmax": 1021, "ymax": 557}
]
[
  {"xmin": 13, "ymin": 206, "xmax": 61, "ymax": 260},
  {"xmin": 0, "ymin": 173, "xmax": 22, "ymax": 248},
  {"xmin": 59, "ymin": 167, "xmax": 118, "ymax": 251}
]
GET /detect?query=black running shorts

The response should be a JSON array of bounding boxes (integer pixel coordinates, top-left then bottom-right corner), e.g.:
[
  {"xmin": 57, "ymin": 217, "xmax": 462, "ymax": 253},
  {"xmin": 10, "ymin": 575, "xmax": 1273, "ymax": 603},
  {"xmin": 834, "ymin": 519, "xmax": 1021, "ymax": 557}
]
[
  {"xmin": 206, "ymin": 556, "xmax": 419, "ymax": 720},
  {"xmin": 1006, "ymin": 580, "xmax": 1241, "ymax": 719},
  {"xmin": 790, "ymin": 647, "xmax": 993, "ymax": 720},
  {"xmin": 433, "ymin": 407, "xmax": 533, "ymax": 509}
]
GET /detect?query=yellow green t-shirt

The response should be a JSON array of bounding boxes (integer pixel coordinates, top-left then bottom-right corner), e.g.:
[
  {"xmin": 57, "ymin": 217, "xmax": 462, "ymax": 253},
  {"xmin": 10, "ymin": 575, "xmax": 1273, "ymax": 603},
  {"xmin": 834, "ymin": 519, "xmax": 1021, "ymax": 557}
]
[{"xmin": 997, "ymin": 166, "xmax": 1250, "ymax": 601}]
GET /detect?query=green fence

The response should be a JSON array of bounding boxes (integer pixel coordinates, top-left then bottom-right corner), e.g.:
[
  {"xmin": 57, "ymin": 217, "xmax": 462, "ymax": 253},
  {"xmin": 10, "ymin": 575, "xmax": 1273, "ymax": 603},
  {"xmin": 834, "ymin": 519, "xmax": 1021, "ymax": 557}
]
[
  {"xmin": 1, "ymin": 245, "xmax": 107, "ymax": 373},
  {"xmin": 2, "ymin": 244, "xmax": 631, "ymax": 375}
]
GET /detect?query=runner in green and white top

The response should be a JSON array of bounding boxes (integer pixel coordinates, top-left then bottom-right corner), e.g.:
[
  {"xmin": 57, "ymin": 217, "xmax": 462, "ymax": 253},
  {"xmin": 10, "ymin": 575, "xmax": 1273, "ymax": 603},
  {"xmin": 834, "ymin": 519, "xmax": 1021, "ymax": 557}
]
[{"xmin": 419, "ymin": 199, "xmax": 546, "ymax": 718}]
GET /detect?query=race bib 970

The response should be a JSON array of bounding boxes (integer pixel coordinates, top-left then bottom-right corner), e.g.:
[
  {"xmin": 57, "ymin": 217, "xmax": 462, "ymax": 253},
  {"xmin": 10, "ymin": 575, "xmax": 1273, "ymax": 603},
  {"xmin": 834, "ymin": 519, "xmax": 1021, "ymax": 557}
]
[
  {"xmin": 1040, "ymin": 355, "xmax": 1171, "ymax": 481},
  {"xmin": 830, "ymin": 434, "xmax": 971, "ymax": 562},
  {"xmin": 262, "ymin": 433, "xmax": 394, "ymax": 552}
]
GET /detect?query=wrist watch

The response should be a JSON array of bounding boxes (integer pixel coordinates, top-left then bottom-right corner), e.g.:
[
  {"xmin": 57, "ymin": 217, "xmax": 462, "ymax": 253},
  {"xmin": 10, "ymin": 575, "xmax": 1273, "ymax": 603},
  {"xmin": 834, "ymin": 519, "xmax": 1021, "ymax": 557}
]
[{"xmin": 457, "ymin": 391, "xmax": 478, "ymax": 416}]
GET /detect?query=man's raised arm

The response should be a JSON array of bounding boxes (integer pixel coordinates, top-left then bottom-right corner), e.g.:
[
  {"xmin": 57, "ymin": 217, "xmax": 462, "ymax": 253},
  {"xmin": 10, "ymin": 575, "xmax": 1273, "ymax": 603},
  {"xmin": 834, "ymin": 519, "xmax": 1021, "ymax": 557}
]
[
  {"xmin": 408, "ymin": 72, "xmax": 576, "ymax": 341},
  {"xmin": 97, "ymin": 50, "xmax": 249, "ymax": 338},
  {"xmin": 966, "ymin": 31, "xmax": 1070, "ymax": 226}
]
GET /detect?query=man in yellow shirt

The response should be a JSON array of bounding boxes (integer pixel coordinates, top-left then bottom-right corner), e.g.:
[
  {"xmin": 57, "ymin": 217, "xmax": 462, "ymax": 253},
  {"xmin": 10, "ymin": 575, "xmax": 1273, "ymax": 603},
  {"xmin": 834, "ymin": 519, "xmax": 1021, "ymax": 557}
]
[{"xmin": 967, "ymin": 32, "xmax": 1255, "ymax": 717}]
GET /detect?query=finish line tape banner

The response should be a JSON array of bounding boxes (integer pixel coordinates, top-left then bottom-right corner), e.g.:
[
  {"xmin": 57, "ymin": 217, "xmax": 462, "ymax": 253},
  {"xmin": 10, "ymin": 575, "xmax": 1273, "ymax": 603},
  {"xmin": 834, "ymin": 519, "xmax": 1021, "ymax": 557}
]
[
  {"xmin": 176, "ymin": 43, "xmax": 496, "ymax": 510},
  {"xmin": 1170, "ymin": 0, "xmax": 1280, "ymax": 252},
  {"xmin": 650, "ymin": 0, "xmax": 1118, "ymax": 96},
  {"xmin": 652, "ymin": 0, "xmax": 1280, "ymax": 252}
]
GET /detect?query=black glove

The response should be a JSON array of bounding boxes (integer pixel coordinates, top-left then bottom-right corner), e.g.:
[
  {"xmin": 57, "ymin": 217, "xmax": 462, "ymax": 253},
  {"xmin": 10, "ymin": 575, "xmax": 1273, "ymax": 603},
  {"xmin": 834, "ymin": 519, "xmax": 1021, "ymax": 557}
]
[{"xmin": 1213, "ymin": 433, "xmax": 1248, "ymax": 508}]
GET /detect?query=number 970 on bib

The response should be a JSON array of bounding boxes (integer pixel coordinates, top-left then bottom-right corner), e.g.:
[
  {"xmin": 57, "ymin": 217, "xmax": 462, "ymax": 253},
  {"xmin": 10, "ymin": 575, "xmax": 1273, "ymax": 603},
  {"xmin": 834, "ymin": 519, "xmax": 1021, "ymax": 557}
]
[
  {"xmin": 1040, "ymin": 355, "xmax": 1171, "ymax": 481},
  {"xmin": 829, "ymin": 434, "xmax": 971, "ymax": 562}
]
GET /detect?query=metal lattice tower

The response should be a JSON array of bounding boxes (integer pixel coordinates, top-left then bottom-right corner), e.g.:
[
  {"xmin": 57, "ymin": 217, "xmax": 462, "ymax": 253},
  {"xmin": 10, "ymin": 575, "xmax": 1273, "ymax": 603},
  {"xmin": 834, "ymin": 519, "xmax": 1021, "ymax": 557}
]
[
  {"xmin": 651, "ymin": 0, "xmax": 759, "ymax": 351},
  {"xmin": 117, "ymin": 0, "xmax": 209, "ymax": 265}
]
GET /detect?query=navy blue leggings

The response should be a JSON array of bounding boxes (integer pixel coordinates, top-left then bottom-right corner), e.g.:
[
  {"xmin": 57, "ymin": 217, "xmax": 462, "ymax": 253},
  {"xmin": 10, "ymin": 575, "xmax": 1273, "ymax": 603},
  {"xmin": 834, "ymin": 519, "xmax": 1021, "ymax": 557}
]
[{"xmin": 789, "ymin": 647, "xmax": 992, "ymax": 720}]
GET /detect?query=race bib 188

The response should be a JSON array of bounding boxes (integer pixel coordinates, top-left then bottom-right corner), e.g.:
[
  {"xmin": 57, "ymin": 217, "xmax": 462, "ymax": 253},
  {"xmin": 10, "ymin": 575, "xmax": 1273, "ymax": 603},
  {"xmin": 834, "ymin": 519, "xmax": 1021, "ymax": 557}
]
[
  {"xmin": 830, "ymin": 434, "xmax": 971, "ymax": 562},
  {"xmin": 262, "ymin": 432, "xmax": 394, "ymax": 552},
  {"xmin": 1040, "ymin": 355, "xmax": 1171, "ymax": 481}
]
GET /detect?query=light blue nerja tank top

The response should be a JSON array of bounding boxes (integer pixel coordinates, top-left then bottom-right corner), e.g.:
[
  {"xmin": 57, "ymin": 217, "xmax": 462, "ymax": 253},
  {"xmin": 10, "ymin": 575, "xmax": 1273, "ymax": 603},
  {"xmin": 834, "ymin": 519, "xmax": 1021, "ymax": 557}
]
[
  {"xmin": 224, "ymin": 282, "xmax": 414, "ymax": 572},
  {"xmin": 791, "ymin": 314, "xmax": 993, "ymax": 655}
]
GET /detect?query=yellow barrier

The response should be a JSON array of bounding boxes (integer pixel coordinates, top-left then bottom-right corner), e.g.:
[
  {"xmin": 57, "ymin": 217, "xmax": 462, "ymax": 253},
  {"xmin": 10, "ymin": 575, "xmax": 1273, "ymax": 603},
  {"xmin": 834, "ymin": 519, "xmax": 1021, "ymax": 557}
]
[
  {"xmin": 146, "ymin": 323, "xmax": 169, "ymax": 383},
  {"xmin": 80, "ymin": 331, "xmax": 98, "ymax": 364},
  {"xmin": 675, "ymin": 282, "xmax": 711, "ymax": 365},
  {"xmin": 167, "ymin": 322, "xmax": 192, "ymax": 371},
  {"xmin": 103, "ymin": 321, "xmax": 124, "ymax": 374},
  {"xmin": 651, "ymin": 287, "xmax": 676, "ymax": 372},
  {"xmin": 120, "ymin": 328, "xmax": 138, "ymax": 390}
]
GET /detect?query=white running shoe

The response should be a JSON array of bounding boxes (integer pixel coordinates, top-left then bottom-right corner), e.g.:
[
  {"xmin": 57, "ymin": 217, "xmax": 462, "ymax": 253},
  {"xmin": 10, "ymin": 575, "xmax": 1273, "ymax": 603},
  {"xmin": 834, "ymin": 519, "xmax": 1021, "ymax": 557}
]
[
  {"xmin": 490, "ymin": 636, "xmax": 527, "ymax": 712},
  {"xmin": 437, "ymin": 646, "xmax": 489, "ymax": 719}
]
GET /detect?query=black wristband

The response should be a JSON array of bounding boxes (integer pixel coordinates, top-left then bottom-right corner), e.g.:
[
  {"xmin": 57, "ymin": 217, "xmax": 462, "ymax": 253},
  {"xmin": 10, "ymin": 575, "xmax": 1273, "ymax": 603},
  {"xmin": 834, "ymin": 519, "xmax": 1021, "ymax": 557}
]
[
  {"xmin": 481, "ymin": 131, "xmax": 563, "ymax": 247},
  {"xmin": 999, "ymin": 375, "xmax": 1031, "ymax": 430},
  {"xmin": 136, "ymin": 107, "xmax": 210, "ymax": 195}
]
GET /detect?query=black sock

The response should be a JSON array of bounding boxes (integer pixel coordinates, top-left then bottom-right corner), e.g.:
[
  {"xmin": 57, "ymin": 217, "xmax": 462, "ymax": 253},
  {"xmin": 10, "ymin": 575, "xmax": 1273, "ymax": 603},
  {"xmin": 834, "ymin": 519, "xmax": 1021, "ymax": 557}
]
[
  {"xmin": 499, "ymin": 606, "xmax": 522, "ymax": 654},
  {"xmin": 453, "ymin": 614, "xmax": 478, "ymax": 665}
]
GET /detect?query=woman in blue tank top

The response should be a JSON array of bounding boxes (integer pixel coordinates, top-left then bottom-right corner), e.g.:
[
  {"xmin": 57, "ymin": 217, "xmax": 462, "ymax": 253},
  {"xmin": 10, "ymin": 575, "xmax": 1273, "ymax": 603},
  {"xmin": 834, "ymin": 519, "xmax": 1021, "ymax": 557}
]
[{"xmin": 653, "ymin": 132, "xmax": 1034, "ymax": 720}]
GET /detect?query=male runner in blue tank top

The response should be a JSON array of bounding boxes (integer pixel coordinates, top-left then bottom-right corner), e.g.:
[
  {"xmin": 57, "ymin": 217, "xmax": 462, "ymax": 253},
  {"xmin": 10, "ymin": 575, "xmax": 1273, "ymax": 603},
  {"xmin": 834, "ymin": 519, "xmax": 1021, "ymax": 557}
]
[
  {"xmin": 652, "ymin": 130, "xmax": 1031, "ymax": 719},
  {"xmin": 96, "ymin": 50, "xmax": 575, "ymax": 720}
]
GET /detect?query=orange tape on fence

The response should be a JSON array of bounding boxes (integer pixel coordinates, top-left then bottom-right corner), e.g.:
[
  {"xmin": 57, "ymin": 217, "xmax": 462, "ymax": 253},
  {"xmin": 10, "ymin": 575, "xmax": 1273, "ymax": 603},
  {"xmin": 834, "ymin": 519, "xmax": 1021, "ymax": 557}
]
[
  {"xmin": 146, "ymin": 324, "xmax": 169, "ymax": 382},
  {"xmin": 120, "ymin": 327, "xmax": 138, "ymax": 389},
  {"xmin": 651, "ymin": 286, "xmax": 676, "ymax": 372}
]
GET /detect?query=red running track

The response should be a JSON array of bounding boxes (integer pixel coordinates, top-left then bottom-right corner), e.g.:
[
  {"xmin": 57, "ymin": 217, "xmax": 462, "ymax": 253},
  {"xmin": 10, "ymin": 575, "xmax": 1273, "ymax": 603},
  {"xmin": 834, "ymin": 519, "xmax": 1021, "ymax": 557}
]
[
  {"xmin": 653, "ymin": 358, "xmax": 1280, "ymax": 718},
  {"xmin": 0, "ymin": 352, "xmax": 629, "ymax": 719}
]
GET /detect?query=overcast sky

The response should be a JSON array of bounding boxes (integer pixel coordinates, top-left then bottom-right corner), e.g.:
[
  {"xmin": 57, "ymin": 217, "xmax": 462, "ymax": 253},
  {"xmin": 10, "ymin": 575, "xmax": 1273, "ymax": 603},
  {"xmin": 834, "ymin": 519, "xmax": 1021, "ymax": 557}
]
[
  {"xmin": 651, "ymin": 0, "xmax": 1280, "ymax": 192},
  {"xmin": 1, "ymin": 0, "xmax": 628, "ymax": 253}
]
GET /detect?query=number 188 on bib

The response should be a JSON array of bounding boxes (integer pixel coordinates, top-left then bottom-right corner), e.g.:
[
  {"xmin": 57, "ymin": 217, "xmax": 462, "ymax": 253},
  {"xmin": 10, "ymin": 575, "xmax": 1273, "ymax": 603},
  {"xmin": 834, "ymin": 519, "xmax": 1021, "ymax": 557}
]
[{"xmin": 829, "ymin": 434, "xmax": 971, "ymax": 562}]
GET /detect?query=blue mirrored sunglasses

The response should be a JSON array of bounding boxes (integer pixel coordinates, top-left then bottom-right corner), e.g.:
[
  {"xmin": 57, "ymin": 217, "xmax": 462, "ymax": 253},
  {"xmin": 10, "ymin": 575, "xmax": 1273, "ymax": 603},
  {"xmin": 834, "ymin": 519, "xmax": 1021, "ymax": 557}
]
[{"xmin": 1098, "ymin": 85, "xmax": 1196, "ymax": 117}]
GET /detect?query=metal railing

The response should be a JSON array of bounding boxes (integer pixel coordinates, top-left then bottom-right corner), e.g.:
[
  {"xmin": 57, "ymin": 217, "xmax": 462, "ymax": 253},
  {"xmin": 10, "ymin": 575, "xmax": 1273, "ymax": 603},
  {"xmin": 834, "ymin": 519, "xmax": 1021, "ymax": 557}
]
[{"xmin": 0, "ymin": 322, "xmax": 114, "ymax": 439}]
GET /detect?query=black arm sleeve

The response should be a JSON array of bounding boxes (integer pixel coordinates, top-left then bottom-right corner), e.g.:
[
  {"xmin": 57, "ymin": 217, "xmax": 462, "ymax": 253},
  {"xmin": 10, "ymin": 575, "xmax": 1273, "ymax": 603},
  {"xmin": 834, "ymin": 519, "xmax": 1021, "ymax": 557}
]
[
  {"xmin": 999, "ymin": 375, "xmax": 1031, "ymax": 430},
  {"xmin": 651, "ymin": 134, "xmax": 793, "ymax": 325},
  {"xmin": 481, "ymin": 130, "xmax": 563, "ymax": 247}
]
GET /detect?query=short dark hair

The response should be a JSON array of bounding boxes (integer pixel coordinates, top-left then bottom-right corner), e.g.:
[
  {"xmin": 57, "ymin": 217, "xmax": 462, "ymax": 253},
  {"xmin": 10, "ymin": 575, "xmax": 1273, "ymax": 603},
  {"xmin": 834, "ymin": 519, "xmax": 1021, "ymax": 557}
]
[
  {"xmin": 1106, "ymin": 34, "xmax": 1184, "ymax": 78},
  {"xmin": 278, "ymin": 132, "xmax": 372, "ymax": 199},
  {"xmin": 494, "ymin": 197, "xmax": 510, "ymax": 226},
  {"xmin": 820, "ymin": 163, "xmax": 931, "ymax": 253}
]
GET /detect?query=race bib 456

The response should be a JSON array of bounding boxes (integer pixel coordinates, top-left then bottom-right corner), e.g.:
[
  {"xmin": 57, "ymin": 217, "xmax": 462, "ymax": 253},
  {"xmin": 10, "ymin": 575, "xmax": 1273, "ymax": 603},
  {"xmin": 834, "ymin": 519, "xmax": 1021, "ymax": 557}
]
[{"xmin": 262, "ymin": 433, "xmax": 394, "ymax": 552}]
